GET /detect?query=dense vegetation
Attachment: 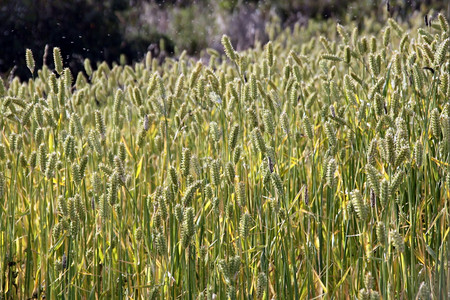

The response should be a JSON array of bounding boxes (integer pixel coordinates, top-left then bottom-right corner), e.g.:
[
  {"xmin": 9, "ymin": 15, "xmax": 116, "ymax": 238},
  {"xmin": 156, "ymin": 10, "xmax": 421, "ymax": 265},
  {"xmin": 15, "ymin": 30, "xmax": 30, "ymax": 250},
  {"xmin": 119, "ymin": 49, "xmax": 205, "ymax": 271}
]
[{"xmin": 0, "ymin": 10, "xmax": 449, "ymax": 299}]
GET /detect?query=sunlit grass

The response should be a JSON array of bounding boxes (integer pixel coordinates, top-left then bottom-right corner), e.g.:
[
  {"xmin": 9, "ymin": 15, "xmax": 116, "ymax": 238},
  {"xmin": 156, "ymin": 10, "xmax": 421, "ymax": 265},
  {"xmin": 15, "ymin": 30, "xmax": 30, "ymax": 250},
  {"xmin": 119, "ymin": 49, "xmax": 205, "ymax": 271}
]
[{"xmin": 0, "ymin": 10, "xmax": 448, "ymax": 300}]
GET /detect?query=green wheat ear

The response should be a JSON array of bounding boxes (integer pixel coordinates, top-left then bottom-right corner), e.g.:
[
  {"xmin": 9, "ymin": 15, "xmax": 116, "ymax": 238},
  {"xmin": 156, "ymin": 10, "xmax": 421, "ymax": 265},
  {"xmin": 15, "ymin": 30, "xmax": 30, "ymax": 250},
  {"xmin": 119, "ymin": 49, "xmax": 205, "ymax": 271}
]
[
  {"xmin": 135, "ymin": 227, "xmax": 143, "ymax": 242},
  {"xmin": 343, "ymin": 46, "xmax": 351, "ymax": 64},
  {"xmin": 271, "ymin": 172, "xmax": 284, "ymax": 198},
  {"xmin": 83, "ymin": 58, "xmax": 92, "ymax": 76},
  {"xmin": 181, "ymin": 207, "xmax": 195, "ymax": 248},
  {"xmin": 182, "ymin": 180, "xmax": 201, "ymax": 207},
  {"xmin": 437, "ymin": 13, "xmax": 449, "ymax": 32},
  {"xmin": 181, "ymin": 148, "xmax": 191, "ymax": 178},
  {"xmin": 413, "ymin": 141, "xmax": 423, "ymax": 167},
  {"xmin": 45, "ymin": 152, "xmax": 57, "ymax": 179},
  {"xmin": 94, "ymin": 110, "xmax": 106, "ymax": 139},
  {"xmin": 225, "ymin": 161, "xmax": 235, "ymax": 184},
  {"xmin": 233, "ymin": 145, "xmax": 242, "ymax": 165},
  {"xmin": 221, "ymin": 35, "xmax": 237, "ymax": 61},
  {"xmin": 74, "ymin": 194, "xmax": 85, "ymax": 221},
  {"xmin": 434, "ymin": 38, "xmax": 449, "ymax": 67},
  {"xmin": 390, "ymin": 229, "xmax": 405, "ymax": 253},
  {"xmin": 71, "ymin": 163, "xmax": 81, "ymax": 185},
  {"xmin": 228, "ymin": 124, "xmax": 240, "ymax": 151},
  {"xmin": 25, "ymin": 49, "xmax": 35, "ymax": 74},
  {"xmin": 326, "ymin": 159, "xmax": 337, "ymax": 188},
  {"xmin": 324, "ymin": 121, "xmax": 337, "ymax": 148},
  {"xmin": 365, "ymin": 164, "xmax": 381, "ymax": 198},
  {"xmin": 28, "ymin": 151, "xmax": 37, "ymax": 170},
  {"xmin": 155, "ymin": 232, "xmax": 167, "ymax": 256},
  {"xmin": 64, "ymin": 67, "xmax": 72, "ymax": 88},
  {"xmin": 209, "ymin": 121, "xmax": 220, "ymax": 144},
  {"xmin": 236, "ymin": 182, "xmax": 245, "ymax": 207},
  {"xmin": 382, "ymin": 26, "xmax": 391, "ymax": 47},
  {"xmin": 256, "ymin": 272, "xmax": 267, "ymax": 299},
  {"xmin": 251, "ymin": 128, "xmax": 266, "ymax": 154},
  {"xmin": 53, "ymin": 47, "xmax": 63, "ymax": 75},
  {"xmin": 266, "ymin": 41, "xmax": 274, "ymax": 67},
  {"xmin": 239, "ymin": 212, "xmax": 251, "ymax": 238},
  {"xmin": 389, "ymin": 170, "xmax": 404, "ymax": 197},
  {"xmin": 376, "ymin": 221, "xmax": 387, "ymax": 246},
  {"xmin": 337, "ymin": 24, "xmax": 350, "ymax": 45},
  {"xmin": 350, "ymin": 189, "xmax": 369, "ymax": 221},
  {"xmin": 210, "ymin": 159, "xmax": 221, "ymax": 187},
  {"xmin": 280, "ymin": 111, "xmax": 290, "ymax": 136}
]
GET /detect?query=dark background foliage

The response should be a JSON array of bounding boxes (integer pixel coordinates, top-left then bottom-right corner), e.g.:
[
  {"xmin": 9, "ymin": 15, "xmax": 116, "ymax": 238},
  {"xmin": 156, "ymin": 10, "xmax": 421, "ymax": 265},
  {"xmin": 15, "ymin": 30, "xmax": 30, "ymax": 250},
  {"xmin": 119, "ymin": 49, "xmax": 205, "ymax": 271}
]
[
  {"xmin": 0, "ymin": 0, "xmax": 447, "ymax": 80},
  {"xmin": 0, "ymin": 0, "xmax": 174, "ymax": 79}
]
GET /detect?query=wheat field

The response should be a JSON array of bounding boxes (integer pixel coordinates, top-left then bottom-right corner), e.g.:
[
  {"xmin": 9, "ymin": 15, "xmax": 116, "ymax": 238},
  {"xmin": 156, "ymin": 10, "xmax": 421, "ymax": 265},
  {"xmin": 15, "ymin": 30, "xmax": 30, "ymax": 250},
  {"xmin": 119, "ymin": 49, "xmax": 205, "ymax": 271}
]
[{"xmin": 0, "ymin": 11, "xmax": 449, "ymax": 300}]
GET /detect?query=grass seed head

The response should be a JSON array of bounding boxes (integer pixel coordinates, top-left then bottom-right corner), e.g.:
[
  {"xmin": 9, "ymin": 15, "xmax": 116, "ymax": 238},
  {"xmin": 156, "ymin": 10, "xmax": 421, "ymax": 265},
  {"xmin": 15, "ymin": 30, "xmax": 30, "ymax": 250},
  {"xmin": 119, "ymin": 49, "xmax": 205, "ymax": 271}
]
[
  {"xmin": 239, "ymin": 212, "xmax": 251, "ymax": 238},
  {"xmin": 45, "ymin": 152, "xmax": 57, "ymax": 179},
  {"xmin": 236, "ymin": 182, "xmax": 245, "ymax": 207},
  {"xmin": 159, "ymin": 192, "xmax": 168, "ymax": 220},
  {"xmin": 181, "ymin": 148, "xmax": 191, "ymax": 178},
  {"xmin": 350, "ymin": 189, "xmax": 369, "ymax": 220},
  {"xmin": 182, "ymin": 180, "xmax": 202, "ymax": 207},
  {"xmin": 390, "ymin": 229, "xmax": 405, "ymax": 253},
  {"xmin": 181, "ymin": 207, "xmax": 195, "ymax": 248},
  {"xmin": 280, "ymin": 111, "xmax": 290, "ymax": 136},
  {"xmin": 28, "ymin": 151, "xmax": 37, "ymax": 169},
  {"xmin": 212, "ymin": 197, "xmax": 220, "ymax": 214},
  {"xmin": 155, "ymin": 232, "xmax": 167, "ymax": 256},
  {"xmin": 225, "ymin": 161, "xmax": 235, "ymax": 183},
  {"xmin": 271, "ymin": 172, "xmax": 284, "ymax": 197},
  {"xmin": 256, "ymin": 272, "xmax": 267, "ymax": 299},
  {"xmin": 251, "ymin": 128, "xmax": 266, "ymax": 154},
  {"xmin": 266, "ymin": 41, "xmax": 274, "ymax": 67},
  {"xmin": 94, "ymin": 110, "xmax": 106, "ymax": 139},
  {"xmin": 26, "ymin": 49, "xmax": 35, "ymax": 74},
  {"xmin": 389, "ymin": 170, "xmax": 404, "ymax": 197},
  {"xmin": 438, "ymin": 13, "xmax": 449, "ymax": 33},
  {"xmin": 228, "ymin": 124, "xmax": 240, "ymax": 151},
  {"xmin": 233, "ymin": 145, "xmax": 242, "ymax": 165},
  {"xmin": 210, "ymin": 159, "xmax": 221, "ymax": 187},
  {"xmin": 326, "ymin": 158, "xmax": 337, "ymax": 188},
  {"xmin": 135, "ymin": 227, "xmax": 143, "ymax": 242},
  {"xmin": 434, "ymin": 38, "xmax": 449, "ymax": 67},
  {"xmin": 53, "ymin": 47, "xmax": 63, "ymax": 75},
  {"xmin": 376, "ymin": 221, "xmax": 387, "ymax": 246},
  {"xmin": 221, "ymin": 35, "xmax": 237, "ymax": 61},
  {"xmin": 174, "ymin": 203, "xmax": 183, "ymax": 223}
]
